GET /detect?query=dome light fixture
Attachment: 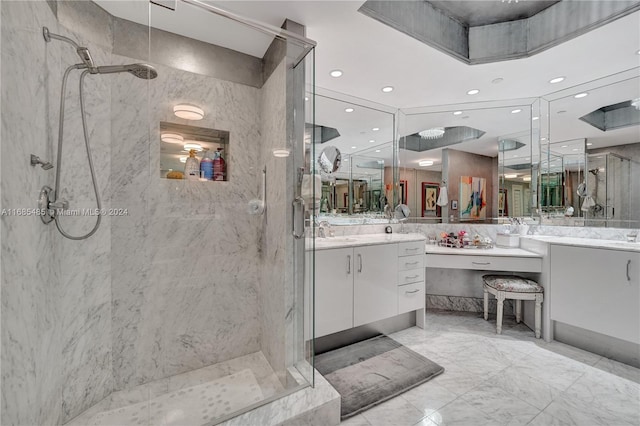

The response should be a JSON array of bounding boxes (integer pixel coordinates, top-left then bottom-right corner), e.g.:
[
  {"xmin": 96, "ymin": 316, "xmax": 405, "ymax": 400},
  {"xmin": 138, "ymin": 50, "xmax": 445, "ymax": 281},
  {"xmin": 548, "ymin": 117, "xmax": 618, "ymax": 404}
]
[
  {"xmin": 161, "ymin": 133, "xmax": 184, "ymax": 144},
  {"xmin": 418, "ymin": 127, "xmax": 445, "ymax": 139},
  {"xmin": 272, "ymin": 149, "xmax": 290, "ymax": 158},
  {"xmin": 183, "ymin": 142, "xmax": 203, "ymax": 152},
  {"xmin": 174, "ymin": 104, "xmax": 204, "ymax": 120}
]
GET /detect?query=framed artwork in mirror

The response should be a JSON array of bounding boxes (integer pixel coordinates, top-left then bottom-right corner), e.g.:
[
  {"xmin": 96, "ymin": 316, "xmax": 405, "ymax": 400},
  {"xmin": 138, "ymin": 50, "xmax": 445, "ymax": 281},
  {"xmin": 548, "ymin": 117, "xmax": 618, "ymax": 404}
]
[
  {"xmin": 399, "ymin": 180, "xmax": 408, "ymax": 205},
  {"xmin": 460, "ymin": 176, "xmax": 487, "ymax": 220},
  {"xmin": 421, "ymin": 182, "xmax": 441, "ymax": 217},
  {"xmin": 499, "ymin": 188, "xmax": 508, "ymax": 216}
]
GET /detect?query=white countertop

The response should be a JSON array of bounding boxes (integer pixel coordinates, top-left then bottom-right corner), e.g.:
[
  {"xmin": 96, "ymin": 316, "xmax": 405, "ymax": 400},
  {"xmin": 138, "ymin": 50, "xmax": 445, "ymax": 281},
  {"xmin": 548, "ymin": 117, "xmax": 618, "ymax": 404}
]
[
  {"xmin": 425, "ymin": 244, "xmax": 542, "ymax": 258},
  {"xmin": 522, "ymin": 235, "xmax": 640, "ymax": 253},
  {"xmin": 309, "ymin": 233, "xmax": 425, "ymax": 251}
]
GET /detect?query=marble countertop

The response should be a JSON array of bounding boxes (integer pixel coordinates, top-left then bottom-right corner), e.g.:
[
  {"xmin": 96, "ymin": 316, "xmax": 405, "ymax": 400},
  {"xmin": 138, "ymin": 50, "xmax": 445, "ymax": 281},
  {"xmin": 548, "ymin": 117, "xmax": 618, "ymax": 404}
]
[
  {"xmin": 309, "ymin": 233, "xmax": 425, "ymax": 251},
  {"xmin": 425, "ymin": 244, "xmax": 542, "ymax": 258},
  {"xmin": 521, "ymin": 235, "xmax": 640, "ymax": 253}
]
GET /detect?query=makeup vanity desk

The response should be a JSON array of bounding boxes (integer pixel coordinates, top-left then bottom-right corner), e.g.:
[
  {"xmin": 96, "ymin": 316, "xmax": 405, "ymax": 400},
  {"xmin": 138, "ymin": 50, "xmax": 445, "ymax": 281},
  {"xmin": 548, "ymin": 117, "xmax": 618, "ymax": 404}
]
[{"xmin": 424, "ymin": 245, "xmax": 543, "ymax": 273}]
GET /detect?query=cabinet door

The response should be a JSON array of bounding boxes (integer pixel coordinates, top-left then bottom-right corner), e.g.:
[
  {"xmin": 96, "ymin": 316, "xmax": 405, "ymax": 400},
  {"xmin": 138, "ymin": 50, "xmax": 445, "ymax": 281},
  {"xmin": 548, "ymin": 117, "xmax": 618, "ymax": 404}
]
[
  {"xmin": 315, "ymin": 248, "xmax": 354, "ymax": 337},
  {"xmin": 550, "ymin": 245, "xmax": 640, "ymax": 344},
  {"xmin": 354, "ymin": 244, "xmax": 399, "ymax": 327}
]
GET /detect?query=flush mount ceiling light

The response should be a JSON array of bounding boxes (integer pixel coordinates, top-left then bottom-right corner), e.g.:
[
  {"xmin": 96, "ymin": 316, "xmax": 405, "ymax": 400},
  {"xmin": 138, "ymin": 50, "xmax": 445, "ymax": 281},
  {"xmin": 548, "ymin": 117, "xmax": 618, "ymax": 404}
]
[
  {"xmin": 511, "ymin": 109, "xmax": 522, "ymax": 114},
  {"xmin": 453, "ymin": 111, "xmax": 463, "ymax": 115},
  {"xmin": 632, "ymin": 98, "xmax": 640, "ymax": 110},
  {"xmin": 549, "ymin": 76, "xmax": 565, "ymax": 84},
  {"xmin": 174, "ymin": 104, "xmax": 204, "ymax": 120},
  {"xmin": 345, "ymin": 108, "xmax": 354, "ymax": 113},
  {"xmin": 504, "ymin": 173, "xmax": 518, "ymax": 178},
  {"xmin": 161, "ymin": 133, "xmax": 184, "ymax": 144},
  {"xmin": 183, "ymin": 142, "xmax": 203, "ymax": 152},
  {"xmin": 418, "ymin": 127, "xmax": 445, "ymax": 139},
  {"xmin": 419, "ymin": 160, "xmax": 434, "ymax": 167},
  {"xmin": 330, "ymin": 69, "xmax": 343, "ymax": 77},
  {"xmin": 574, "ymin": 92, "xmax": 589, "ymax": 99},
  {"xmin": 381, "ymin": 86, "xmax": 394, "ymax": 93},
  {"xmin": 272, "ymin": 149, "xmax": 290, "ymax": 158},
  {"xmin": 467, "ymin": 89, "xmax": 480, "ymax": 95}
]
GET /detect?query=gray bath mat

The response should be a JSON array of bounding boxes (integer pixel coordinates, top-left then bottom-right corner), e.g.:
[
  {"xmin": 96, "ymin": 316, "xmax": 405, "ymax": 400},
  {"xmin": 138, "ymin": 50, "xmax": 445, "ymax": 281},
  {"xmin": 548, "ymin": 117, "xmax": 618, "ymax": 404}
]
[{"xmin": 315, "ymin": 335, "xmax": 444, "ymax": 419}]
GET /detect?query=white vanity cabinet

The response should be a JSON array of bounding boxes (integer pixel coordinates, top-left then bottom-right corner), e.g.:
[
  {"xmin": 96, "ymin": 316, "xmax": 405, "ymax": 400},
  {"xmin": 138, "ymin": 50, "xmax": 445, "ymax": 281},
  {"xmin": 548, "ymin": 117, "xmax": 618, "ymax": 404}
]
[
  {"xmin": 315, "ymin": 247, "xmax": 355, "ymax": 337},
  {"xmin": 353, "ymin": 244, "xmax": 399, "ymax": 327},
  {"xmin": 397, "ymin": 241, "xmax": 425, "ymax": 314},
  {"xmin": 550, "ymin": 245, "xmax": 640, "ymax": 344}
]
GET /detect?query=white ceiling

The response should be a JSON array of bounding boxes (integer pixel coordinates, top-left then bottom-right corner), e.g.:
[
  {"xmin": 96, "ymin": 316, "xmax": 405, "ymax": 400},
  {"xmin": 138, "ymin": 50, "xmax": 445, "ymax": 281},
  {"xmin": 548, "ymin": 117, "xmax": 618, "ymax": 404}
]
[{"xmin": 96, "ymin": 0, "xmax": 640, "ymax": 174}]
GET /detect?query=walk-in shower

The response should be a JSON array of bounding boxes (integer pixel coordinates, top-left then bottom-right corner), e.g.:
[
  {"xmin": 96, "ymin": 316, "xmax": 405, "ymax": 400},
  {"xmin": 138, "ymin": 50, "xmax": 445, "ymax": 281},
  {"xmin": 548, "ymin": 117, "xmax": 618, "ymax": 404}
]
[{"xmin": 39, "ymin": 27, "xmax": 157, "ymax": 240}]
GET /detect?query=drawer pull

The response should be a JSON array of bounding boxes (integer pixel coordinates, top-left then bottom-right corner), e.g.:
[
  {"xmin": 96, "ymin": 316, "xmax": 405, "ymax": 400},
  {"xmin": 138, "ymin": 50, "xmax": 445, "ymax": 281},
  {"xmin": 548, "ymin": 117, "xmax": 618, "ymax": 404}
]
[
  {"xmin": 347, "ymin": 255, "xmax": 351, "ymax": 274},
  {"xmin": 405, "ymin": 275, "xmax": 419, "ymax": 280},
  {"xmin": 627, "ymin": 259, "xmax": 631, "ymax": 282},
  {"xmin": 405, "ymin": 247, "xmax": 420, "ymax": 252},
  {"xmin": 405, "ymin": 289, "xmax": 420, "ymax": 294},
  {"xmin": 358, "ymin": 254, "xmax": 363, "ymax": 273},
  {"xmin": 405, "ymin": 261, "xmax": 419, "ymax": 266},
  {"xmin": 472, "ymin": 261, "xmax": 491, "ymax": 265}
]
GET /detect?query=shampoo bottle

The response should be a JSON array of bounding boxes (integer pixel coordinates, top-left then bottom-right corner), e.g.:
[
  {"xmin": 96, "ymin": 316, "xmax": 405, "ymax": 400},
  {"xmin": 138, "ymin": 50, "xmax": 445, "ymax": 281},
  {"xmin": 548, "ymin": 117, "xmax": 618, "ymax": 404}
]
[
  {"xmin": 200, "ymin": 149, "xmax": 213, "ymax": 181},
  {"xmin": 213, "ymin": 148, "xmax": 226, "ymax": 181}
]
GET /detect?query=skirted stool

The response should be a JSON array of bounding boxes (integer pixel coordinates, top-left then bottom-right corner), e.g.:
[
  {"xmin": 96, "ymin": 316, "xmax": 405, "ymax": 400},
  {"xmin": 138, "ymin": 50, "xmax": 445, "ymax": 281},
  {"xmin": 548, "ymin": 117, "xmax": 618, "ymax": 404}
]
[{"xmin": 482, "ymin": 275, "xmax": 544, "ymax": 338}]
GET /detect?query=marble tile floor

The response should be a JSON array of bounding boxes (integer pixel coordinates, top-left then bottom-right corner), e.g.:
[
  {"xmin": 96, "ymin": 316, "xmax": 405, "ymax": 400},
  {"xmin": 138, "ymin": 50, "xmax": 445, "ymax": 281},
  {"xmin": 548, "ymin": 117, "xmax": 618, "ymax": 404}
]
[
  {"xmin": 65, "ymin": 351, "xmax": 284, "ymax": 426},
  {"xmin": 341, "ymin": 310, "xmax": 640, "ymax": 426}
]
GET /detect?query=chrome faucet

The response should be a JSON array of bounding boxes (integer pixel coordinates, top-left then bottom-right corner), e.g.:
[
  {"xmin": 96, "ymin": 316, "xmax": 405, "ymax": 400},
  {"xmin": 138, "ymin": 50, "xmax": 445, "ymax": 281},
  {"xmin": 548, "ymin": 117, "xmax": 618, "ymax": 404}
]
[{"xmin": 318, "ymin": 220, "xmax": 332, "ymax": 238}]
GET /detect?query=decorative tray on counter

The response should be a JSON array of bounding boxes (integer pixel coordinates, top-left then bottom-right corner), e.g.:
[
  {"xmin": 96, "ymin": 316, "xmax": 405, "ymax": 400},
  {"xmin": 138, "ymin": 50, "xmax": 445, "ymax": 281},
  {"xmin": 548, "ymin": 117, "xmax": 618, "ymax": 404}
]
[{"xmin": 437, "ymin": 240, "xmax": 494, "ymax": 249}]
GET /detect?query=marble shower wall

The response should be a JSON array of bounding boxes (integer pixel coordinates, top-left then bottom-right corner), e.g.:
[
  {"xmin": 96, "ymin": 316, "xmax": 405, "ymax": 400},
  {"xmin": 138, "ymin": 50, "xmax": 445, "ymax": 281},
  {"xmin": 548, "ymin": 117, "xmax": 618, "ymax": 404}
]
[
  {"xmin": 110, "ymin": 58, "xmax": 263, "ymax": 390},
  {"xmin": 259, "ymin": 59, "xmax": 288, "ymax": 385}
]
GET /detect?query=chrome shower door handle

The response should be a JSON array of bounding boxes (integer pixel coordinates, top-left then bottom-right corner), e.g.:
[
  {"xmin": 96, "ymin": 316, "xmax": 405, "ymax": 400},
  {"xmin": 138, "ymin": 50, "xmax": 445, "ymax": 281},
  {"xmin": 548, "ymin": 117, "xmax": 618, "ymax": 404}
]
[
  {"xmin": 347, "ymin": 255, "xmax": 351, "ymax": 274},
  {"xmin": 292, "ymin": 196, "xmax": 305, "ymax": 239},
  {"xmin": 627, "ymin": 259, "xmax": 631, "ymax": 282}
]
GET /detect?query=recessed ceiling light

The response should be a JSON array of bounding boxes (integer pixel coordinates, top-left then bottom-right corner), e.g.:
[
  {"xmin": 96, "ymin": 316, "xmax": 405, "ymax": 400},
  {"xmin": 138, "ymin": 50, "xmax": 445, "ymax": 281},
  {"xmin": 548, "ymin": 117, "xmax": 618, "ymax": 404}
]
[
  {"xmin": 572, "ymin": 148, "xmax": 579, "ymax": 151},
  {"xmin": 330, "ymin": 69, "xmax": 343, "ymax": 77},
  {"xmin": 419, "ymin": 160, "xmax": 434, "ymax": 167},
  {"xmin": 492, "ymin": 77, "xmax": 504, "ymax": 84},
  {"xmin": 453, "ymin": 111, "xmax": 463, "ymax": 115},
  {"xmin": 345, "ymin": 108, "xmax": 354, "ymax": 113},
  {"xmin": 351, "ymin": 146, "xmax": 357, "ymax": 149},
  {"xmin": 381, "ymin": 86, "xmax": 394, "ymax": 93},
  {"xmin": 574, "ymin": 92, "xmax": 588, "ymax": 98},
  {"xmin": 541, "ymin": 137, "xmax": 547, "ymax": 141},
  {"xmin": 523, "ymin": 176, "xmax": 532, "ymax": 182},
  {"xmin": 636, "ymin": 50, "xmax": 640, "ymax": 55},
  {"xmin": 369, "ymin": 139, "xmax": 375, "ymax": 143},
  {"xmin": 467, "ymin": 89, "xmax": 480, "ymax": 95},
  {"xmin": 586, "ymin": 142, "xmax": 593, "ymax": 146},
  {"xmin": 375, "ymin": 150, "xmax": 381, "ymax": 153},
  {"xmin": 549, "ymin": 76, "xmax": 565, "ymax": 84},
  {"xmin": 504, "ymin": 174, "xmax": 518, "ymax": 179},
  {"xmin": 304, "ymin": 97, "xmax": 309, "ymax": 101},
  {"xmin": 561, "ymin": 145, "xmax": 568, "ymax": 148},
  {"xmin": 372, "ymin": 127, "xmax": 379, "ymax": 131},
  {"xmin": 532, "ymin": 116, "xmax": 539, "ymax": 121},
  {"xmin": 511, "ymin": 109, "xmax": 522, "ymax": 114}
]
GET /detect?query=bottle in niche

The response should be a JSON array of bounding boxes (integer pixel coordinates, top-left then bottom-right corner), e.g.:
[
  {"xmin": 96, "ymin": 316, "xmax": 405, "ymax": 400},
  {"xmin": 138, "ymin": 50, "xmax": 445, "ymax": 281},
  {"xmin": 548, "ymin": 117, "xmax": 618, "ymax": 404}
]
[
  {"xmin": 213, "ymin": 148, "xmax": 226, "ymax": 181},
  {"xmin": 184, "ymin": 149, "xmax": 200, "ymax": 181},
  {"xmin": 200, "ymin": 149, "xmax": 213, "ymax": 181}
]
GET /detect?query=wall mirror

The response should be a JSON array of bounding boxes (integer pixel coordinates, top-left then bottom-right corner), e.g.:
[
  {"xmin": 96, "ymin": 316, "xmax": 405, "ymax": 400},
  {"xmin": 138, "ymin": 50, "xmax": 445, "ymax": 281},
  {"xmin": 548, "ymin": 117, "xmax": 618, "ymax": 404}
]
[
  {"xmin": 399, "ymin": 100, "xmax": 535, "ymax": 223},
  {"xmin": 542, "ymin": 68, "xmax": 640, "ymax": 228},
  {"xmin": 312, "ymin": 91, "xmax": 395, "ymax": 224}
]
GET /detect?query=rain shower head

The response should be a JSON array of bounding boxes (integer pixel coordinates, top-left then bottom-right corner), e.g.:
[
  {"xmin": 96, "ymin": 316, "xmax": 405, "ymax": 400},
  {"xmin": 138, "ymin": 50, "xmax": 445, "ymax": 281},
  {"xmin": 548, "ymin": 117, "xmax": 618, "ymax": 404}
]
[{"xmin": 96, "ymin": 64, "xmax": 158, "ymax": 80}]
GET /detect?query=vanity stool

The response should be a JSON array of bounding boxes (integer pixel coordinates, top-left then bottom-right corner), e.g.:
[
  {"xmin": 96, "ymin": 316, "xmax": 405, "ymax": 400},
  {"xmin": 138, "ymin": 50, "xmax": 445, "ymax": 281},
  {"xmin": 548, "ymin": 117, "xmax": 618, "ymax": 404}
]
[{"xmin": 482, "ymin": 275, "xmax": 544, "ymax": 338}]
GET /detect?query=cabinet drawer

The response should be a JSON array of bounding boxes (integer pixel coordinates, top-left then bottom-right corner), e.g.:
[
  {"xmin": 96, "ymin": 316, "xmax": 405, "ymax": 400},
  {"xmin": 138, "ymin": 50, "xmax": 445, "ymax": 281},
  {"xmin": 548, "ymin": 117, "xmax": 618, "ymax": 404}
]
[
  {"xmin": 398, "ymin": 282, "xmax": 424, "ymax": 314},
  {"xmin": 425, "ymin": 254, "xmax": 541, "ymax": 272},
  {"xmin": 398, "ymin": 268, "xmax": 424, "ymax": 285},
  {"xmin": 398, "ymin": 254, "xmax": 424, "ymax": 271},
  {"xmin": 399, "ymin": 241, "xmax": 425, "ymax": 257}
]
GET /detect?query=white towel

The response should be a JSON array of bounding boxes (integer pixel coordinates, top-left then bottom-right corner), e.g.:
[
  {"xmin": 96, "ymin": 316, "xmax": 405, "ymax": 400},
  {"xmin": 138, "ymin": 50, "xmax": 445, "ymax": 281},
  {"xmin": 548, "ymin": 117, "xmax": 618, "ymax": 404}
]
[
  {"xmin": 581, "ymin": 195, "xmax": 595, "ymax": 211},
  {"xmin": 436, "ymin": 186, "xmax": 448, "ymax": 207}
]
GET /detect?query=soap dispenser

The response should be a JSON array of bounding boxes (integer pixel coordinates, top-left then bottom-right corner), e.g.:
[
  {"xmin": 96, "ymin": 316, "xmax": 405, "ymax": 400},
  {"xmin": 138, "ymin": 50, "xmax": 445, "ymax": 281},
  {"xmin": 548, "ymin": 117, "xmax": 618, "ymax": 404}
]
[{"xmin": 184, "ymin": 149, "xmax": 200, "ymax": 181}]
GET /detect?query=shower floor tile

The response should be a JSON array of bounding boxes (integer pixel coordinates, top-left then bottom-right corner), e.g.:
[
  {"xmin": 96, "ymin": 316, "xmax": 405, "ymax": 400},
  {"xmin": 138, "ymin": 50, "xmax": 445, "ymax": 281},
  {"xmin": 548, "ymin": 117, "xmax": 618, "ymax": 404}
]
[{"xmin": 65, "ymin": 351, "xmax": 285, "ymax": 426}]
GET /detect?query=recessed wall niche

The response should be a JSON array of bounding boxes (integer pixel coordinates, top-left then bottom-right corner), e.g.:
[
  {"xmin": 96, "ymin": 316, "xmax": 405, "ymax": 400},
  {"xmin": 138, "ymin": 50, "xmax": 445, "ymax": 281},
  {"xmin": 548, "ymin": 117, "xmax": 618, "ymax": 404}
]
[{"xmin": 159, "ymin": 121, "xmax": 229, "ymax": 181}]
